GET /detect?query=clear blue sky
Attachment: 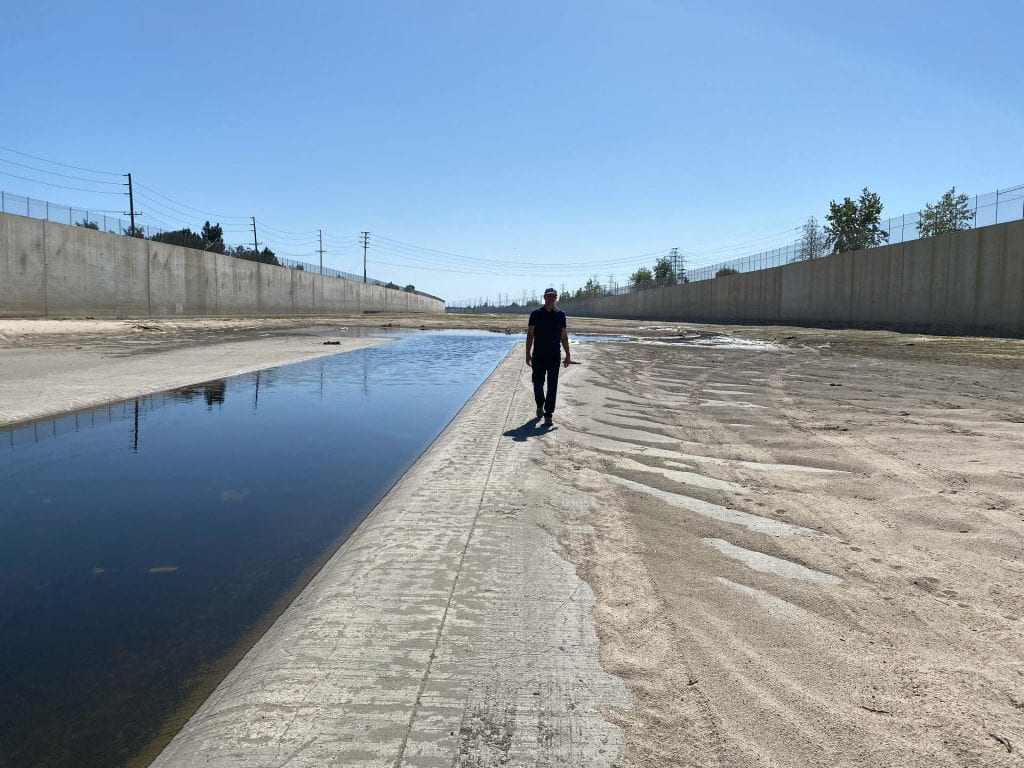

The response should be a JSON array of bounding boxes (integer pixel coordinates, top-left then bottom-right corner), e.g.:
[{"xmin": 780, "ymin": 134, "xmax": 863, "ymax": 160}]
[{"xmin": 3, "ymin": 1, "xmax": 1021, "ymax": 305}]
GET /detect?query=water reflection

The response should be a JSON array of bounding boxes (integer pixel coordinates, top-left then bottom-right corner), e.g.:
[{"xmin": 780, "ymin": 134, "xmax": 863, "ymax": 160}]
[
  {"xmin": 3, "ymin": 380, "xmax": 230, "ymax": 453},
  {"xmin": 0, "ymin": 330, "xmax": 516, "ymax": 768}
]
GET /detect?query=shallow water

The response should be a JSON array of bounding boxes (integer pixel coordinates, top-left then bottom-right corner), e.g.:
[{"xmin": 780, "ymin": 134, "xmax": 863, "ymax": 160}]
[{"xmin": 0, "ymin": 330, "xmax": 517, "ymax": 768}]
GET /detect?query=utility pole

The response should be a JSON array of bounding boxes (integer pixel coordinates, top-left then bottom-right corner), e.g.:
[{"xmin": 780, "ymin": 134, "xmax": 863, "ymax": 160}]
[
  {"xmin": 123, "ymin": 172, "xmax": 140, "ymax": 235},
  {"xmin": 251, "ymin": 217, "xmax": 259, "ymax": 255},
  {"xmin": 360, "ymin": 231, "xmax": 370, "ymax": 283},
  {"xmin": 318, "ymin": 230, "xmax": 324, "ymax": 274}
]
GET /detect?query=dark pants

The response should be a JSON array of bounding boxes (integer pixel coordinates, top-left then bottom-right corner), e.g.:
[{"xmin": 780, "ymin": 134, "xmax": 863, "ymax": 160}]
[{"xmin": 532, "ymin": 352, "xmax": 561, "ymax": 416}]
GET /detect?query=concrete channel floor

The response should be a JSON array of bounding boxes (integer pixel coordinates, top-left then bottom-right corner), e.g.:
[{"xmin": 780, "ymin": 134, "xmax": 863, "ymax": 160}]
[{"xmin": 151, "ymin": 347, "xmax": 630, "ymax": 767}]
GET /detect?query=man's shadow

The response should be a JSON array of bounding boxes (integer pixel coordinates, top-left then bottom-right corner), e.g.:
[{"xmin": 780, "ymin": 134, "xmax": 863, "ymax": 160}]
[{"xmin": 502, "ymin": 417, "xmax": 558, "ymax": 442}]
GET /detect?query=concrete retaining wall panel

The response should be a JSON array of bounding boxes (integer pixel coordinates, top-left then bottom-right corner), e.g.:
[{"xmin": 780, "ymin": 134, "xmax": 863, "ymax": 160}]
[
  {"xmin": 998, "ymin": 221, "xmax": 1024, "ymax": 332},
  {"xmin": 259, "ymin": 266, "xmax": 293, "ymax": 315},
  {"xmin": 183, "ymin": 247, "xmax": 217, "ymax": 316},
  {"xmin": 897, "ymin": 237, "xmax": 936, "ymax": 326},
  {"xmin": 709, "ymin": 275, "xmax": 734, "ymax": 322},
  {"xmin": 0, "ymin": 214, "xmax": 45, "ymax": 317},
  {"xmin": 147, "ymin": 242, "xmax": 187, "ymax": 316},
  {"xmin": 44, "ymin": 222, "xmax": 149, "ymax": 317},
  {"xmin": 779, "ymin": 260, "xmax": 812, "ymax": 323},
  {"xmin": 937, "ymin": 229, "xmax": 977, "ymax": 328},
  {"xmin": 291, "ymin": 271, "xmax": 316, "ymax": 314},
  {"xmin": 764, "ymin": 267, "xmax": 783, "ymax": 320},
  {"xmin": 851, "ymin": 243, "xmax": 903, "ymax": 325},
  {"xmin": 223, "ymin": 258, "xmax": 259, "ymax": 316},
  {"xmin": 690, "ymin": 279, "xmax": 713, "ymax": 322},
  {"xmin": 821, "ymin": 252, "xmax": 855, "ymax": 323},
  {"xmin": 739, "ymin": 268, "xmax": 773, "ymax": 321},
  {"xmin": 975, "ymin": 222, "xmax": 1022, "ymax": 331}
]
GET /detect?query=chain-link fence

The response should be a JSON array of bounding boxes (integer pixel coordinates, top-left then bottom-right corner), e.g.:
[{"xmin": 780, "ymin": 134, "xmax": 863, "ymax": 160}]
[
  {"xmin": 1, "ymin": 189, "xmax": 149, "ymax": 236},
  {"xmin": 271, "ymin": 255, "xmax": 386, "ymax": 286}
]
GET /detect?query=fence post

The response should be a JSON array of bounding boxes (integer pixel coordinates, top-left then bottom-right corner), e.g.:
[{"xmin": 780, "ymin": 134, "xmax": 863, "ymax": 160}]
[
  {"xmin": 1, "ymin": 191, "xmax": 4, "ymax": 213},
  {"xmin": 995, "ymin": 189, "xmax": 1000, "ymax": 224}
]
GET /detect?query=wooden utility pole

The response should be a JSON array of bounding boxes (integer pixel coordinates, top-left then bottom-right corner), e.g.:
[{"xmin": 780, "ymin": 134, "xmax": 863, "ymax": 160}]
[
  {"xmin": 251, "ymin": 217, "xmax": 259, "ymax": 255},
  {"xmin": 318, "ymin": 230, "xmax": 324, "ymax": 274},
  {"xmin": 123, "ymin": 173, "xmax": 140, "ymax": 235},
  {"xmin": 360, "ymin": 231, "xmax": 370, "ymax": 283}
]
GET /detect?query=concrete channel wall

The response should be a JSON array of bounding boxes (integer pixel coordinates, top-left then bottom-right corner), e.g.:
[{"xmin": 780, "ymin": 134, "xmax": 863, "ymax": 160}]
[
  {"xmin": 0, "ymin": 213, "xmax": 445, "ymax": 317},
  {"xmin": 561, "ymin": 220, "xmax": 1024, "ymax": 337}
]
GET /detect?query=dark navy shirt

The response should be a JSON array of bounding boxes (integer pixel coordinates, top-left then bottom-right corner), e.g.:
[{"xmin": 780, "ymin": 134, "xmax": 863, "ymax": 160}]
[{"xmin": 529, "ymin": 307, "xmax": 567, "ymax": 356}]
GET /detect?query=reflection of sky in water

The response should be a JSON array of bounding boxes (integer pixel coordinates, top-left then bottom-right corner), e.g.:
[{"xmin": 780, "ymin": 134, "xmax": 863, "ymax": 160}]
[{"xmin": 0, "ymin": 330, "xmax": 516, "ymax": 768}]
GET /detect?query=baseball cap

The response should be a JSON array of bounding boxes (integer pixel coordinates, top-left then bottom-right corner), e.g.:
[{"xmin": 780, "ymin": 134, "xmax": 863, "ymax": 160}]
[{"xmin": 543, "ymin": 287, "xmax": 557, "ymax": 296}]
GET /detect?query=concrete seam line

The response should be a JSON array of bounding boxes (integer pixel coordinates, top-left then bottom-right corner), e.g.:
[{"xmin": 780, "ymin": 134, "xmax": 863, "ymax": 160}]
[{"xmin": 391, "ymin": 355, "xmax": 526, "ymax": 768}]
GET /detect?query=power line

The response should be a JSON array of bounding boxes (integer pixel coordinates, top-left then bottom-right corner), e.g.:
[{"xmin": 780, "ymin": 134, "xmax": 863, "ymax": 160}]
[
  {"xmin": 371, "ymin": 239, "xmax": 671, "ymax": 274},
  {"xmin": 132, "ymin": 192, "xmax": 211, "ymax": 226},
  {"xmin": 374, "ymin": 234, "xmax": 671, "ymax": 269},
  {"xmin": 133, "ymin": 182, "xmax": 249, "ymax": 221},
  {"xmin": 259, "ymin": 221, "xmax": 320, "ymax": 237},
  {"xmin": 0, "ymin": 170, "xmax": 124, "ymax": 195},
  {"xmin": 0, "ymin": 144, "xmax": 122, "ymax": 176},
  {"xmin": 0, "ymin": 157, "xmax": 123, "ymax": 185}
]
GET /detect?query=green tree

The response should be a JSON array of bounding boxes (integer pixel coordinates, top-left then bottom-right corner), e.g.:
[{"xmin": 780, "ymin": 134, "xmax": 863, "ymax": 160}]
[
  {"xmin": 151, "ymin": 228, "xmax": 205, "ymax": 250},
  {"xmin": 716, "ymin": 267, "xmax": 740, "ymax": 277},
  {"xmin": 653, "ymin": 255, "xmax": 677, "ymax": 287},
  {"xmin": 201, "ymin": 221, "xmax": 226, "ymax": 253},
  {"xmin": 630, "ymin": 266, "xmax": 654, "ymax": 289},
  {"xmin": 75, "ymin": 218, "xmax": 99, "ymax": 229},
  {"xmin": 797, "ymin": 216, "xmax": 826, "ymax": 260},
  {"xmin": 575, "ymin": 277, "xmax": 604, "ymax": 298},
  {"xmin": 824, "ymin": 188, "xmax": 888, "ymax": 254},
  {"xmin": 123, "ymin": 224, "xmax": 146, "ymax": 238},
  {"xmin": 228, "ymin": 244, "xmax": 279, "ymax": 266},
  {"xmin": 916, "ymin": 187, "xmax": 974, "ymax": 238}
]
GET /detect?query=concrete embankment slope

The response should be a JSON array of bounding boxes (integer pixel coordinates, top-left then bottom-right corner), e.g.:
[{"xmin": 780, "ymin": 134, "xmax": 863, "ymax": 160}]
[
  {"xmin": 0, "ymin": 212, "xmax": 444, "ymax": 318},
  {"xmin": 152, "ymin": 345, "xmax": 629, "ymax": 767}
]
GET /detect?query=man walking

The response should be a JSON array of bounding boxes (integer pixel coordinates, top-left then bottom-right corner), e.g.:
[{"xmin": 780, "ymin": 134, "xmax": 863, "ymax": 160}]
[{"xmin": 526, "ymin": 288, "xmax": 570, "ymax": 426}]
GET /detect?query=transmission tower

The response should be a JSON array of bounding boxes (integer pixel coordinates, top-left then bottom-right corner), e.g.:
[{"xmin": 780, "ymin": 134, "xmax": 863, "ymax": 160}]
[{"xmin": 669, "ymin": 247, "xmax": 685, "ymax": 280}]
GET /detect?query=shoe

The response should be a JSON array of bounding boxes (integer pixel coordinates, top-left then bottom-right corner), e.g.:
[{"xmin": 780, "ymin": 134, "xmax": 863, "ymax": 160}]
[
  {"xmin": 544, "ymin": 415, "xmax": 553, "ymax": 426},
  {"xmin": 536, "ymin": 405, "xmax": 544, "ymax": 419}
]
